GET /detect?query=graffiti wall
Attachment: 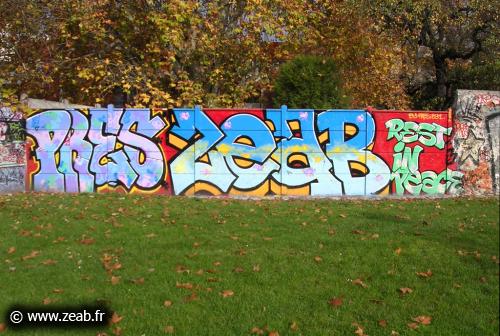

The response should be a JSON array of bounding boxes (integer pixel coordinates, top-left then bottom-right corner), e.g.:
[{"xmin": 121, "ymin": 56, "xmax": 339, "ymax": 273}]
[
  {"xmin": 453, "ymin": 90, "xmax": 500, "ymax": 194},
  {"xmin": 24, "ymin": 106, "xmax": 462, "ymax": 196},
  {"xmin": 0, "ymin": 107, "xmax": 25, "ymax": 192}
]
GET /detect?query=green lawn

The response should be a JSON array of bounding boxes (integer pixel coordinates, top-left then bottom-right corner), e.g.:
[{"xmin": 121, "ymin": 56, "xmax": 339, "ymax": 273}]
[{"xmin": 0, "ymin": 194, "xmax": 498, "ymax": 335}]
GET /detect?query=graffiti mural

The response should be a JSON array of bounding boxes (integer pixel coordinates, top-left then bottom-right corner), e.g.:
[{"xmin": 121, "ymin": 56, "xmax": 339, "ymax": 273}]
[
  {"xmin": 24, "ymin": 105, "xmax": 462, "ymax": 196},
  {"xmin": 369, "ymin": 108, "xmax": 463, "ymax": 195},
  {"xmin": 453, "ymin": 90, "xmax": 500, "ymax": 194},
  {"xmin": 26, "ymin": 106, "xmax": 168, "ymax": 193},
  {"xmin": 0, "ymin": 107, "xmax": 25, "ymax": 192}
]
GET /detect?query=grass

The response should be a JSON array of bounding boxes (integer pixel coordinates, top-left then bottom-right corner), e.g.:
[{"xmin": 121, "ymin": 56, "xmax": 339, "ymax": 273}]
[{"xmin": 0, "ymin": 194, "xmax": 498, "ymax": 336}]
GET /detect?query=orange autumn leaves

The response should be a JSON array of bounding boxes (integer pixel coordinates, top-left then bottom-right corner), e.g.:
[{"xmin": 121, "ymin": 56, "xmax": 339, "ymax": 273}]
[
  {"xmin": 325, "ymin": 265, "xmax": 435, "ymax": 333},
  {"xmin": 0, "ymin": 0, "xmax": 410, "ymax": 108},
  {"xmin": 408, "ymin": 315, "xmax": 432, "ymax": 330}
]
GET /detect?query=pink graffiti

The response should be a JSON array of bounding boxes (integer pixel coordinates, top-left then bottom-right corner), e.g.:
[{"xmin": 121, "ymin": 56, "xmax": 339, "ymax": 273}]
[
  {"xmin": 454, "ymin": 122, "xmax": 469, "ymax": 139},
  {"xmin": 180, "ymin": 112, "xmax": 190, "ymax": 120},
  {"xmin": 475, "ymin": 94, "xmax": 500, "ymax": 107}
]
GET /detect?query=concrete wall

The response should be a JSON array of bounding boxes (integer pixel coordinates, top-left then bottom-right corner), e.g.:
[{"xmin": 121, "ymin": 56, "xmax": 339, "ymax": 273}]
[
  {"xmin": 453, "ymin": 90, "xmax": 500, "ymax": 194},
  {"xmin": 23, "ymin": 106, "xmax": 463, "ymax": 196},
  {"xmin": 0, "ymin": 108, "xmax": 25, "ymax": 192},
  {"xmin": 2, "ymin": 94, "xmax": 497, "ymax": 196}
]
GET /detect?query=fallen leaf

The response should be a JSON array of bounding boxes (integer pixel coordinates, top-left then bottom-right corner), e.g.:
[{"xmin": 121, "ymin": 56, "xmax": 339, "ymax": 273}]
[
  {"xmin": 233, "ymin": 267, "xmax": 244, "ymax": 273},
  {"xmin": 112, "ymin": 327, "xmax": 122, "ymax": 336},
  {"xmin": 213, "ymin": 261, "xmax": 222, "ymax": 266},
  {"xmin": 328, "ymin": 297, "xmax": 343, "ymax": 308},
  {"xmin": 110, "ymin": 312, "xmax": 123, "ymax": 324},
  {"xmin": 131, "ymin": 277, "xmax": 144, "ymax": 285},
  {"xmin": 79, "ymin": 237, "xmax": 95, "ymax": 245},
  {"xmin": 42, "ymin": 297, "xmax": 52, "ymax": 305},
  {"xmin": 289, "ymin": 321, "xmax": 299, "ymax": 331},
  {"xmin": 314, "ymin": 256, "xmax": 322, "ymax": 263},
  {"xmin": 21, "ymin": 250, "xmax": 40, "ymax": 261},
  {"xmin": 268, "ymin": 331, "xmax": 279, "ymax": 336},
  {"xmin": 378, "ymin": 320, "xmax": 388, "ymax": 327},
  {"xmin": 221, "ymin": 290, "xmax": 234, "ymax": 298},
  {"xmin": 413, "ymin": 315, "xmax": 432, "ymax": 325},
  {"xmin": 250, "ymin": 326, "xmax": 264, "ymax": 335},
  {"xmin": 184, "ymin": 293, "xmax": 199, "ymax": 302},
  {"xmin": 54, "ymin": 236, "xmax": 66, "ymax": 243},
  {"xmin": 19, "ymin": 229, "xmax": 31, "ymax": 237},
  {"xmin": 111, "ymin": 276, "xmax": 121, "ymax": 285},
  {"xmin": 352, "ymin": 322, "xmax": 367, "ymax": 336},
  {"xmin": 253, "ymin": 264, "xmax": 260, "ymax": 272},
  {"xmin": 416, "ymin": 270, "xmax": 433, "ymax": 278},
  {"xmin": 41, "ymin": 259, "xmax": 57, "ymax": 265},
  {"xmin": 399, "ymin": 287, "xmax": 413, "ymax": 295},
  {"xmin": 352, "ymin": 278, "xmax": 368, "ymax": 288},
  {"xmin": 163, "ymin": 300, "xmax": 173, "ymax": 308},
  {"xmin": 108, "ymin": 263, "xmax": 122, "ymax": 271},
  {"xmin": 352, "ymin": 230, "xmax": 365, "ymax": 235},
  {"xmin": 390, "ymin": 331, "xmax": 400, "ymax": 335},
  {"xmin": 394, "ymin": 248, "xmax": 402, "ymax": 255},
  {"xmin": 176, "ymin": 282, "xmax": 193, "ymax": 289},
  {"xmin": 339, "ymin": 214, "xmax": 347, "ymax": 218},
  {"xmin": 407, "ymin": 322, "xmax": 419, "ymax": 330},
  {"xmin": 52, "ymin": 289, "xmax": 64, "ymax": 294},
  {"xmin": 164, "ymin": 325, "xmax": 174, "ymax": 333},
  {"xmin": 0, "ymin": 323, "xmax": 6, "ymax": 333},
  {"xmin": 7, "ymin": 247, "xmax": 15, "ymax": 254}
]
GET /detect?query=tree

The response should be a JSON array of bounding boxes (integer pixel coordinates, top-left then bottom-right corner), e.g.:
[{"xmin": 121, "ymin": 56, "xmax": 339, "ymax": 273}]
[
  {"xmin": 0, "ymin": 0, "xmax": 413, "ymax": 109},
  {"xmin": 370, "ymin": 0, "xmax": 499, "ymax": 109},
  {"xmin": 296, "ymin": 0, "xmax": 410, "ymax": 109},
  {"xmin": 0, "ymin": 0, "xmax": 303, "ymax": 107}
]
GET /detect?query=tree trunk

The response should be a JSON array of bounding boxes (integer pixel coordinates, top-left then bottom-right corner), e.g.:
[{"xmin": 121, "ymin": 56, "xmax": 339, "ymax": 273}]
[{"xmin": 433, "ymin": 54, "xmax": 449, "ymax": 104}]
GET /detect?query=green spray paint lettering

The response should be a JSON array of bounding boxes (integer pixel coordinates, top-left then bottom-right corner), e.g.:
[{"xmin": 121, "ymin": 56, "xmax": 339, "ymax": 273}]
[
  {"xmin": 386, "ymin": 118, "xmax": 461, "ymax": 195},
  {"xmin": 392, "ymin": 145, "xmax": 423, "ymax": 174},
  {"xmin": 385, "ymin": 119, "xmax": 451, "ymax": 149},
  {"xmin": 391, "ymin": 145, "xmax": 424, "ymax": 195}
]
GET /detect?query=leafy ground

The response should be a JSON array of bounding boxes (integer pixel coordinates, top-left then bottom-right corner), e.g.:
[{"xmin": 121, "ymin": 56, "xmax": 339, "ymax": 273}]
[{"xmin": 0, "ymin": 194, "xmax": 498, "ymax": 336}]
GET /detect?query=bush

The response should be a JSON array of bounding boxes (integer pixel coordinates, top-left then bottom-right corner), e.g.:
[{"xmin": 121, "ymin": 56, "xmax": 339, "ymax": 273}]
[{"xmin": 273, "ymin": 55, "xmax": 346, "ymax": 109}]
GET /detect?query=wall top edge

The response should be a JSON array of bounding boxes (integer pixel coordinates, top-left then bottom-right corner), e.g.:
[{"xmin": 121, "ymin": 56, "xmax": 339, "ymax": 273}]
[{"xmin": 26, "ymin": 106, "xmax": 449, "ymax": 113}]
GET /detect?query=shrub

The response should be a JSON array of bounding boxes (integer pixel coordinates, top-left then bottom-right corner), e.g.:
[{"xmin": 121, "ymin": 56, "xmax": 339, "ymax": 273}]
[{"xmin": 273, "ymin": 55, "xmax": 346, "ymax": 109}]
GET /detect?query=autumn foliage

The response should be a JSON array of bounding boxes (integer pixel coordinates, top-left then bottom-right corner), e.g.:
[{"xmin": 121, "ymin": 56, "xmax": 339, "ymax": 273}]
[
  {"xmin": 0, "ymin": 0, "xmax": 413, "ymax": 109},
  {"xmin": 0, "ymin": 0, "xmax": 496, "ymax": 109}
]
